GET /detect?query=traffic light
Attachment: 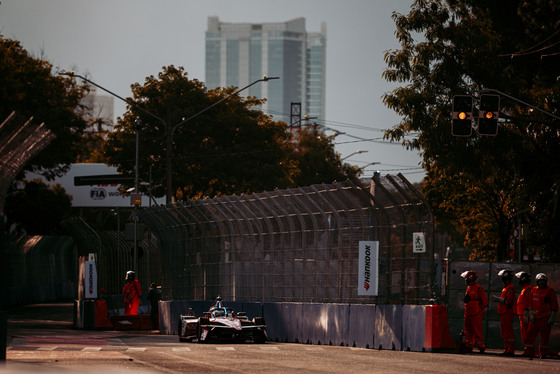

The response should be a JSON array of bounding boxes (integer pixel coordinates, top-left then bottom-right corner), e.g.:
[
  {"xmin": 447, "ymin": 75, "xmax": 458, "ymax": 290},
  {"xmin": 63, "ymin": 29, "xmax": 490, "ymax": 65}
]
[
  {"xmin": 478, "ymin": 94, "xmax": 500, "ymax": 136},
  {"xmin": 452, "ymin": 95, "xmax": 473, "ymax": 136}
]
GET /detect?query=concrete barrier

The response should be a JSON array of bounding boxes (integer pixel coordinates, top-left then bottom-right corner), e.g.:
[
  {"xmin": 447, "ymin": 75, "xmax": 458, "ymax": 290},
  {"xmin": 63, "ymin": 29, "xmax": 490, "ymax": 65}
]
[
  {"xmin": 374, "ymin": 304, "xmax": 402, "ymax": 350},
  {"xmin": 157, "ymin": 301, "xmax": 460, "ymax": 352},
  {"xmin": 0, "ymin": 311, "xmax": 6, "ymax": 363},
  {"xmin": 74, "ymin": 300, "xmax": 95, "ymax": 329},
  {"xmin": 325, "ymin": 303, "xmax": 350, "ymax": 346},
  {"xmin": 159, "ymin": 300, "xmax": 190, "ymax": 335},
  {"xmin": 348, "ymin": 304, "xmax": 375, "ymax": 348},
  {"xmin": 402, "ymin": 305, "xmax": 426, "ymax": 351},
  {"xmin": 1, "ymin": 283, "xmax": 77, "ymax": 308},
  {"xmin": 263, "ymin": 302, "xmax": 298, "ymax": 342},
  {"xmin": 302, "ymin": 303, "xmax": 324, "ymax": 344},
  {"xmin": 239, "ymin": 302, "xmax": 264, "ymax": 320}
]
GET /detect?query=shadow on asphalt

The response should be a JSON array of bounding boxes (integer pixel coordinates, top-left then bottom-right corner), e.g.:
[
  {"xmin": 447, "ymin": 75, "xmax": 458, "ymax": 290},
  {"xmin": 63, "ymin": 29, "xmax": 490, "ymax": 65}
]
[{"xmin": 4, "ymin": 301, "xmax": 75, "ymax": 332}]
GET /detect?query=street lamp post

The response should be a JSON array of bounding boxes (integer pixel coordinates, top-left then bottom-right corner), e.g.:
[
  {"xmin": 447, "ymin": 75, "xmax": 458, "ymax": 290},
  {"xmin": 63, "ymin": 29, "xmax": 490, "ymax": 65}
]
[
  {"xmin": 60, "ymin": 71, "xmax": 166, "ymax": 272},
  {"xmin": 357, "ymin": 161, "xmax": 380, "ymax": 173},
  {"xmin": 341, "ymin": 149, "xmax": 368, "ymax": 161},
  {"xmin": 60, "ymin": 72, "xmax": 279, "ymax": 205},
  {"xmin": 164, "ymin": 76, "xmax": 279, "ymax": 204}
]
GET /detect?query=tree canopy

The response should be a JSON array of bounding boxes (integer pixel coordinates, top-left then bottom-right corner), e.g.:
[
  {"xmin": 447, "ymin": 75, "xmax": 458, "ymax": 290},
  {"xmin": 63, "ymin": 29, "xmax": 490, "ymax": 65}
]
[
  {"xmin": 5, "ymin": 180, "xmax": 72, "ymax": 235},
  {"xmin": 0, "ymin": 37, "xmax": 88, "ymax": 178},
  {"xmin": 102, "ymin": 66, "xmax": 363, "ymax": 202},
  {"xmin": 292, "ymin": 126, "xmax": 361, "ymax": 186},
  {"xmin": 103, "ymin": 65, "xmax": 298, "ymax": 201},
  {"xmin": 383, "ymin": 0, "xmax": 560, "ymax": 261}
]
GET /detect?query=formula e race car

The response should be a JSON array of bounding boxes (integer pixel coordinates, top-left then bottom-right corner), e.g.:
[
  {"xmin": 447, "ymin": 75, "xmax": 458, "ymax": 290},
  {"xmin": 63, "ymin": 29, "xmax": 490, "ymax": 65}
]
[{"xmin": 178, "ymin": 297, "xmax": 267, "ymax": 343}]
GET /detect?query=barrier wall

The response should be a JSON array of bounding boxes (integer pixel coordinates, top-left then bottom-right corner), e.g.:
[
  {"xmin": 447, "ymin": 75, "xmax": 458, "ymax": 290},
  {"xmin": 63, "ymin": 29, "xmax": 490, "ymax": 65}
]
[
  {"xmin": 158, "ymin": 301, "xmax": 456, "ymax": 352},
  {"xmin": 1, "ymin": 282, "xmax": 76, "ymax": 308},
  {"xmin": 0, "ymin": 311, "xmax": 6, "ymax": 362}
]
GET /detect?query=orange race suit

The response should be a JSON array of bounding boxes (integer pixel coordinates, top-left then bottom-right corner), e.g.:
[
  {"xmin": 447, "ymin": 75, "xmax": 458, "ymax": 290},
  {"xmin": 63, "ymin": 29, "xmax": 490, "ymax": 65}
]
[
  {"xmin": 517, "ymin": 284, "xmax": 533, "ymax": 345},
  {"xmin": 497, "ymin": 282, "xmax": 516, "ymax": 354},
  {"xmin": 464, "ymin": 283, "xmax": 488, "ymax": 351},
  {"xmin": 123, "ymin": 279, "xmax": 142, "ymax": 315},
  {"xmin": 524, "ymin": 286, "xmax": 559, "ymax": 356}
]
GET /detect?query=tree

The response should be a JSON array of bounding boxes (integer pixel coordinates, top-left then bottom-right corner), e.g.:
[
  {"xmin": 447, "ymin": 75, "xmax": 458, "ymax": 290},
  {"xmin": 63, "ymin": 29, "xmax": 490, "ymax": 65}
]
[
  {"xmin": 104, "ymin": 65, "xmax": 298, "ymax": 200},
  {"xmin": 5, "ymin": 180, "xmax": 73, "ymax": 235},
  {"xmin": 0, "ymin": 37, "xmax": 88, "ymax": 178},
  {"xmin": 291, "ymin": 126, "xmax": 361, "ymax": 186},
  {"xmin": 383, "ymin": 0, "xmax": 560, "ymax": 261}
]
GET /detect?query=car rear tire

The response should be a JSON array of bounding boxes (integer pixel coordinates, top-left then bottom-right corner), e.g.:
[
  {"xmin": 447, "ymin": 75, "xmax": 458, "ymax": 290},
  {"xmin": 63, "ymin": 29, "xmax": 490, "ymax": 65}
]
[
  {"xmin": 252, "ymin": 317, "xmax": 267, "ymax": 343},
  {"xmin": 197, "ymin": 317, "xmax": 209, "ymax": 343},
  {"xmin": 178, "ymin": 318, "xmax": 187, "ymax": 342}
]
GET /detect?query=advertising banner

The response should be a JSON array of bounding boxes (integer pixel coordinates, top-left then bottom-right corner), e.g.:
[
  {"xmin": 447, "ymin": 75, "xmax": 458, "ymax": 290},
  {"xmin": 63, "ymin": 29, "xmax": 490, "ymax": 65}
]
[
  {"xmin": 358, "ymin": 241, "xmax": 378, "ymax": 296},
  {"xmin": 25, "ymin": 163, "xmax": 166, "ymax": 207},
  {"xmin": 85, "ymin": 261, "xmax": 98, "ymax": 299}
]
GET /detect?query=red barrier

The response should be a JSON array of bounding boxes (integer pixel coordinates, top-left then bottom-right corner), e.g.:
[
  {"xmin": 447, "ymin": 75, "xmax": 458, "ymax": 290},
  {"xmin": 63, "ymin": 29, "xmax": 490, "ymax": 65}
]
[
  {"xmin": 94, "ymin": 300, "xmax": 112, "ymax": 328},
  {"xmin": 110, "ymin": 314, "xmax": 153, "ymax": 330},
  {"xmin": 425, "ymin": 305, "xmax": 456, "ymax": 349}
]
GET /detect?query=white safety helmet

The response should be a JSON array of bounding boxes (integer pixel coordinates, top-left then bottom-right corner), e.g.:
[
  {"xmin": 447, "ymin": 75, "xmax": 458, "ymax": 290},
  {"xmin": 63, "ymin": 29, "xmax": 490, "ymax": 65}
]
[
  {"xmin": 536, "ymin": 273, "xmax": 548, "ymax": 288},
  {"xmin": 461, "ymin": 270, "xmax": 477, "ymax": 282},
  {"xmin": 515, "ymin": 271, "xmax": 531, "ymax": 283},
  {"xmin": 498, "ymin": 269, "xmax": 514, "ymax": 278},
  {"xmin": 535, "ymin": 273, "xmax": 547, "ymax": 281}
]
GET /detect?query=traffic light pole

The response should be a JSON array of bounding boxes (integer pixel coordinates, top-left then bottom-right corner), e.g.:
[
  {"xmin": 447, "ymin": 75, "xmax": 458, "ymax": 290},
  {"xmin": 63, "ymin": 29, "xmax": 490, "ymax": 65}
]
[{"xmin": 478, "ymin": 89, "xmax": 560, "ymax": 122}]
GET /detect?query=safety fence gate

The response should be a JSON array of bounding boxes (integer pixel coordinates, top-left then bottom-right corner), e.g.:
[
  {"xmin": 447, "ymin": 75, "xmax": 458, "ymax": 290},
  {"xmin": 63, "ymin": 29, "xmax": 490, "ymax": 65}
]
[{"xmin": 139, "ymin": 174, "xmax": 436, "ymax": 305}]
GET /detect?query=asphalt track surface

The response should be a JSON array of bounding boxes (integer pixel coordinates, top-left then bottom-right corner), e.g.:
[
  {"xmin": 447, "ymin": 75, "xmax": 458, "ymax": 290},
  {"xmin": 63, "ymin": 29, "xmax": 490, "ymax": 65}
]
[{"xmin": 2, "ymin": 302, "xmax": 560, "ymax": 374}]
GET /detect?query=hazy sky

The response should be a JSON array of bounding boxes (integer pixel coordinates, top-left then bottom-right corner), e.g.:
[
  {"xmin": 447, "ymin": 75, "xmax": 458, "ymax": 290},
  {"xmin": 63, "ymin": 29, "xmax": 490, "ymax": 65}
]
[{"xmin": 0, "ymin": 0, "xmax": 424, "ymax": 182}]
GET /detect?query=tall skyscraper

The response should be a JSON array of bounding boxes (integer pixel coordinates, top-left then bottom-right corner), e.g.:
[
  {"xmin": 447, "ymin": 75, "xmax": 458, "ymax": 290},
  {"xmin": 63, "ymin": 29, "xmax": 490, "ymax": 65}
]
[
  {"xmin": 205, "ymin": 16, "xmax": 326, "ymax": 124},
  {"xmin": 81, "ymin": 87, "xmax": 114, "ymax": 133}
]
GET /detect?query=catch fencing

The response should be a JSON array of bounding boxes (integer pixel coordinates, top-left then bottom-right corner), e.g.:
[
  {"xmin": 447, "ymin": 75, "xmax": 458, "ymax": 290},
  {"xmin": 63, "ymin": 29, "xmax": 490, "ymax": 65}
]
[
  {"xmin": 0, "ymin": 112, "xmax": 55, "ymax": 216},
  {"xmin": 0, "ymin": 235, "xmax": 77, "ymax": 307},
  {"xmin": 0, "ymin": 111, "xmax": 57, "ymax": 307},
  {"xmin": 139, "ymin": 173, "xmax": 437, "ymax": 305},
  {"xmin": 63, "ymin": 217, "xmax": 161, "ymax": 298}
]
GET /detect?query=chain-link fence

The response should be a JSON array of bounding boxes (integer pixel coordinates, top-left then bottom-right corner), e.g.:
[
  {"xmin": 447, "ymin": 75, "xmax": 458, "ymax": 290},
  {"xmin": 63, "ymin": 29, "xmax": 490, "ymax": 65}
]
[
  {"xmin": 0, "ymin": 235, "xmax": 77, "ymax": 307},
  {"xmin": 0, "ymin": 112, "xmax": 55, "ymax": 216},
  {"xmin": 63, "ymin": 217, "xmax": 161, "ymax": 296},
  {"xmin": 0, "ymin": 112, "xmax": 57, "ymax": 306},
  {"xmin": 139, "ymin": 173, "xmax": 436, "ymax": 305}
]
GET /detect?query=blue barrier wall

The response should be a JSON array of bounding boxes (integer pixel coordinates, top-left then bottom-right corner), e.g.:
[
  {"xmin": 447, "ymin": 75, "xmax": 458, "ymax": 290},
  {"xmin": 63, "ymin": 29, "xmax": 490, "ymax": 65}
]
[
  {"xmin": 402, "ymin": 305, "xmax": 426, "ymax": 351},
  {"xmin": 2, "ymin": 283, "xmax": 76, "ymax": 307},
  {"xmin": 374, "ymin": 304, "xmax": 403, "ymax": 350},
  {"xmin": 348, "ymin": 304, "xmax": 376, "ymax": 348},
  {"xmin": 159, "ymin": 301, "xmax": 437, "ymax": 351}
]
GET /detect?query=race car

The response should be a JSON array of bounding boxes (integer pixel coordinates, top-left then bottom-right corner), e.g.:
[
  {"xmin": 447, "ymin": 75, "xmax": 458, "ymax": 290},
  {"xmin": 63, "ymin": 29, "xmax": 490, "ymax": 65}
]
[{"xmin": 178, "ymin": 296, "xmax": 267, "ymax": 343}]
